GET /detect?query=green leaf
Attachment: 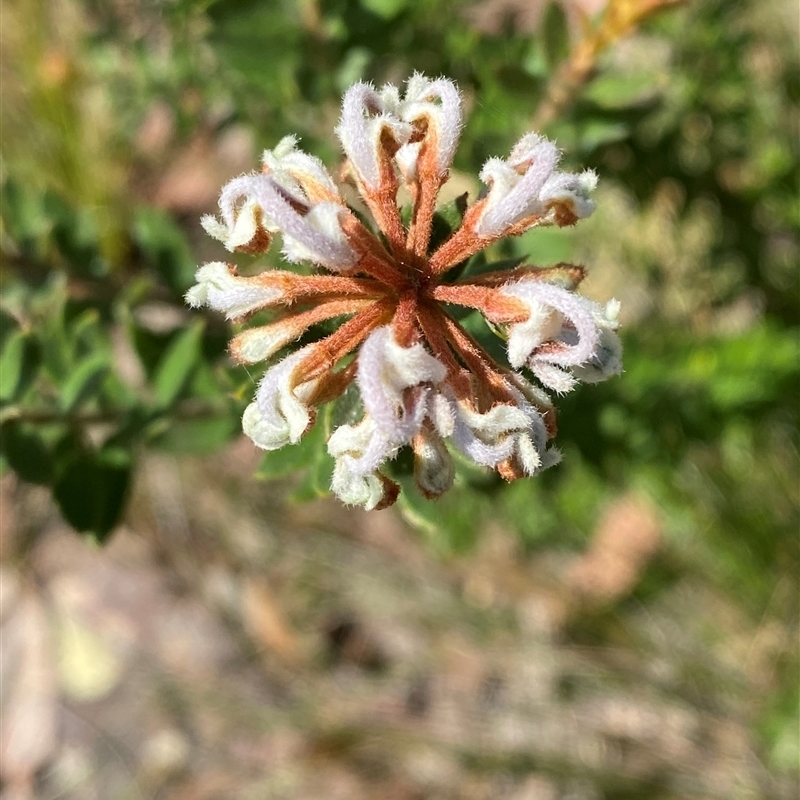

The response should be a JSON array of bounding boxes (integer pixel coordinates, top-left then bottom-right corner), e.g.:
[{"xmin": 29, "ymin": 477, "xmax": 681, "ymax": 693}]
[
  {"xmin": 577, "ymin": 119, "xmax": 629, "ymax": 152},
  {"xmin": 514, "ymin": 225, "xmax": 575, "ymax": 263},
  {"xmin": 152, "ymin": 321, "xmax": 205, "ymax": 409},
  {"xmin": 257, "ymin": 412, "xmax": 328, "ymax": 481},
  {"xmin": 256, "ymin": 404, "xmax": 333, "ymax": 488},
  {"xmin": 0, "ymin": 310, "xmax": 20, "ymax": 350},
  {"xmin": 542, "ymin": 1, "xmax": 570, "ymax": 70},
  {"xmin": 360, "ymin": 0, "xmax": 407, "ymax": 20},
  {"xmin": 0, "ymin": 331, "xmax": 27, "ymax": 401},
  {"xmin": 53, "ymin": 449, "xmax": 133, "ymax": 541},
  {"xmin": 1, "ymin": 179, "xmax": 49, "ymax": 261},
  {"xmin": 278, "ymin": 407, "xmax": 335, "ymax": 501},
  {"xmin": 523, "ymin": 39, "xmax": 549, "ymax": 79},
  {"xmin": 30, "ymin": 275, "xmax": 72, "ymax": 380},
  {"xmin": 396, "ymin": 469, "xmax": 488, "ymax": 555},
  {"xmin": 330, "ymin": 381, "xmax": 364, "ymax": 430},
  {"xmin": 335, "ymin": 47, "xmax": 371, "ymax": 93},
  {"xmin": 68, "ymin": 309, "xmax": 103, "ymax": 360},
  {"xmin": 153, "ymin": 413, "xmax": 240, "ymax": 454},
  {"xmin": 0, "ymin": 421, "xmax": 56, "ymax": 485},
  {"xmin": 132, "ymin": 206, "xmax": 197, "ymax": 294},
  {"xmin": 428, "ymin": 193, "xmax": 469, "ymax": 253},
  {"xmin": 584, "ymin": 72, "xmax": 664, "ymax": 110},
  {"xmin": 397, "ymin": 477, "xmax": 440, "ymax": 536},
  {"xmin": 59, "ymin": 355, "xmax": 109, "ymax": 412},
  {"xmin": 44, "ymin": 191, "xmax": 106, "ymax": 277}
]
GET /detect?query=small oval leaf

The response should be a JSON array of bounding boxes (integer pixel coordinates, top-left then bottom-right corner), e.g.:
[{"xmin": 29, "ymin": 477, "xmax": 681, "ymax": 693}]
[
  {"xmin": 153, "ymin": 321, "xmax": 205, "ymax": 409},
  {"xmin": 60, "ymin": 355, "xmax": 110, "ymax": 412}
]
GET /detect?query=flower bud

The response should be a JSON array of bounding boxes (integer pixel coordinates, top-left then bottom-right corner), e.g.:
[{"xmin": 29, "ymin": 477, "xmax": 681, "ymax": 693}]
[
  {"xmin": 413, "ymin": 426, "xmax": 455, "ymax": 499},
  {"xmin": 200, "ymin": 199, "xmax": 272, "ymax": 254},
  {"xmin": 261, "ymin": 135, "xmax": 341, "ymax": 204}
]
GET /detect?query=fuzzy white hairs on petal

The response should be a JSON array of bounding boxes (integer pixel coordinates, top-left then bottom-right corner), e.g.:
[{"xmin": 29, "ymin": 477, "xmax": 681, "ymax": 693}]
[
  {"xmin": 245, "ymin": 349, "xmax": 318, "ymax": 450},
  {"xmin": 184, "ymin": 262, "xmax": 284, "ymax": 320},
  {"xmin": 475, "ymin": 133, "xmax": 596, "ymax": 237},
  {"xmin": 356, "ymin": 326, "xmax": 447, "ymax": 443},
  {"xmin": 336, "ymin": 82, "xmax": 412, "ymax": 190},
  {"xmin": 400, "ymin": 73, "xmax": 463, "ymax": 176}
]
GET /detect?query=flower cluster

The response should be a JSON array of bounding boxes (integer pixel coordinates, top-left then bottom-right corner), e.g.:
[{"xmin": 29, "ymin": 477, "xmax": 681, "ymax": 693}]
[{"xmin": 186, "ymin": 74, "xmax": 621, "ymax": 510}]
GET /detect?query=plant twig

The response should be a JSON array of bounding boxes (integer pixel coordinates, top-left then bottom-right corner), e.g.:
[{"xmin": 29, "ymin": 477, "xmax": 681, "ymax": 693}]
[{"xmin": 532, "ymin": 0, "xmax": 688, "ymax": 130}]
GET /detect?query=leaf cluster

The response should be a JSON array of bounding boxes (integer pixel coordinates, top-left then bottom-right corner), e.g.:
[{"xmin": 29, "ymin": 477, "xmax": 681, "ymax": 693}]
[{"xmin": 1, "ymin": 181, "xmax": 245, "ymax": 540}]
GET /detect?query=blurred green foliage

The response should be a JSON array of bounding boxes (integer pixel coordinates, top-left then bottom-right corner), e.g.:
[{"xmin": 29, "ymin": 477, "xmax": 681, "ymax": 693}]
[{"xmin": 1, "ymin": 0, "xmax": 798, "ymax": 775}]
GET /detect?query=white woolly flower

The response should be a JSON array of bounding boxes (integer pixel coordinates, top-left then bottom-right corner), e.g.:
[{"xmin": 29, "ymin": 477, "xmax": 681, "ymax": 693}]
[
  {"xmin": 327, "ymin": 418, "xmax": 383, "ymax": 501},
  {"xmin": 188, "ymin": 72, "xmax": 619, "ymax": 511},
  {"xmin": 205, "ymin": 174, "xmax": 357, "ymax": 271},
  {"xmin": 447, "ymin": 399, "xmax": 528, "ymax": 467},
  {"xmin": 184, "ymin": 262, "xmax": 284, "ymax": 320},
  {"xmin": 507, "ymin": 391, "xmax": 560, "ymax": 475},
  {"xmin": 440, "ymin": 390, "xmax": 555, "ymax": 476},
  {"xmin": 501, "ymin": 280, "xmax": 620, "ymax": 393},
  {"xmin": 328, "ymin": 416, "xmax": 394, "ymax": 510},
  {"xmin": 279, "ymin": 201, "xmax": 355, "ymax": 267},
  {"xmin": 540, "ymin": 169, "xmax": 598, "ymax": 220},
  {"xmin": 326, "ymin": 327, "xmax": 448, "ymax": 508},
  {"xmin": 336, "ymin": 82, "xmax": 412, "ymax": 190},
  {"xmin": 572, "ymin": 328, "xmax": 623, "ymax": 384},
  {"xmin": 244, "ymin": 349, "xmax": 319, "ymax": 450},
  {"xmin": 357, "ymin": 326, "xmax": 447, "ymax": 442},
  {"xmin": 200, "ymin": 198, "xmax": 271, "ymax": 253},
  {"xmin": 475, "ymin": 133, "xmax": 596, "ymax": 237},
  {"xmin": 396, "ymin": 73, "xmax": 463, "ymax": 178},
  {"xmin": 261, "ymin": 135, "xmax": 341, "ymax": 203},
  {"xmin": 331, "ymin": 456, "xmax": 388, "ymax": 510},
  {"xmin": 229, "ymin": 320, "xmax": 300, "ymax": 364},
  {"xmin": 571, "ymin": 300, "xmax": 623, "ymax": 383}
]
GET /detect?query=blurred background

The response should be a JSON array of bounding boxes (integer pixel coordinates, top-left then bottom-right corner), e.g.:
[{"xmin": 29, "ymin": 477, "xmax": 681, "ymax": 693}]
[{"xmin": 1, "ymin": 0, "xmax": 798, "ymax": 797}]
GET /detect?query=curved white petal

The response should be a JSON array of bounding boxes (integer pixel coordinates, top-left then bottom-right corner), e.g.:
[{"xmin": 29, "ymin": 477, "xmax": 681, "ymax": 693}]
[
  {"xmin": 399, "ymin": 73, "xmax": 463, "ymax": 175},
  {"xmin": 336, "ymin": 82, "xmax": 411, "ymax": 190},
  {"xmin": 229, "ymin": 323, "xmax": 297, "ymax": 364},
  {"xmin": 251, "ymin": 349, "xmax": 318, "ymax": 449},
  {"xmin": 449, "ymin": 399, "xmax": 526, "ymax": 467},
  {"xmin": 262, "ymin": 135, "xmax": 341, "ymax": 202},
  {"xmin": 357, "ymin": 326, "xmax": 447, "ymax": 442},
  {"xmin": 571, "ymin": 329, "xmax": 623, "ymax": 384},
  {"xmin": 328, "ymin": 416, "xmax": 395, "ymax": 510},
  {"xmin": 476, "ymin": 135, "xmax": 559, "ymax": 236},
  {"xmin": 184, "ymin": 262, "xmax": 284, "ymax": 320},
  {"xmin": 328, "ymin": 415, "xmax": 396, "ymax": 477},
  {"xmin": 475, "ymin": 133, "xmax": 596, "ymax": 237},
  {"xmin": 279, "ymin": 202, "xmax": 355, "ymax": 269},
  {"xmin": 500, "ymin": 280, "xmax": 603, "ymax": 374},
  {"xmin": 248, "ymin": 177, "xmax": 357, "ymax": 271},
  {"xmin": 331, "ymin": 457, "xmax": 387, "ymax": 510},
  {"xmin": 540, "ymin": 169, "xmax": 597, "ymax": 220}
]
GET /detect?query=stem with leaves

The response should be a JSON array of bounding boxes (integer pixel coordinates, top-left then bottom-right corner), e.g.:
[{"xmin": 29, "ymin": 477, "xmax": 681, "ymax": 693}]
[{"xmin": 533, "ymin": 0, "xmax": 688, "ymax": 130}]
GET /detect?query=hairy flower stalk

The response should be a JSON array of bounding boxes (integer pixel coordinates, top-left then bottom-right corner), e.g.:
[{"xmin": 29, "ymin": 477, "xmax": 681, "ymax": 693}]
[{"xmin": 186, "ymin": 74, "xmax": 621, "ymax": 510}]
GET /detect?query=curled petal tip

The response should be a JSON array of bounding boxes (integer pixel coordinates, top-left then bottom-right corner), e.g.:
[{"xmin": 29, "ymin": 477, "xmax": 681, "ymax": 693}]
[
  {"xmin": 474, "ymin": 133, "xmax": 597, "ymax": 237},
  {"xmin": 185, "ymin": 262, "xmax": 284, "ymax": 320}
]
